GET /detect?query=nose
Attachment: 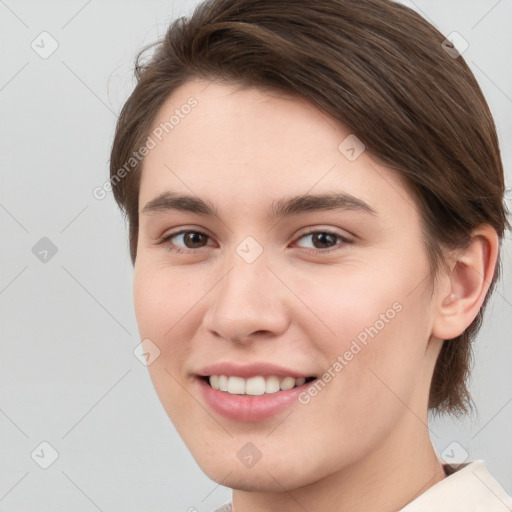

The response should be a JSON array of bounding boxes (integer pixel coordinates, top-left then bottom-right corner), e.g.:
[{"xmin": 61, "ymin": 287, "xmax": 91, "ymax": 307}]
[{"xmin": 201, "ymin": 255, "xmax": 290, "ymax": 345}]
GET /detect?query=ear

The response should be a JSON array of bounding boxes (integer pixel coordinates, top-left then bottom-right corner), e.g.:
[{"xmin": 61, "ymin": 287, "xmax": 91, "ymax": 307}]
[{"xmin": 431, "ymin": 225, "xmax": 500, "ymax": 340}]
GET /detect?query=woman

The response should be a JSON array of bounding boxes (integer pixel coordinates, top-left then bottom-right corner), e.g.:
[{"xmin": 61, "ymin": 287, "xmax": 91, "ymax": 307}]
[{"xmin": 109, "ymin": 0, "xmax": 511, "ymax": 510}]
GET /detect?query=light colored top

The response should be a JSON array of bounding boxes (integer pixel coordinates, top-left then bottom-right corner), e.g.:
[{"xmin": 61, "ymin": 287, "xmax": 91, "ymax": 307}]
[
  {"xmin": 213, "ymin": 461, "xmax": 512, "ymax": 512},
  {"xmin": 400, "ymin": 460, "xmax": 512, "ymax": 511}
]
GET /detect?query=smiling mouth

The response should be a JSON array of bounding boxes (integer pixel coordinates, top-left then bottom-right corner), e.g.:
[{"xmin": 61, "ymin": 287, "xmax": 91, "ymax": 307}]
[{"xmin": 202, "ymin": 375, "xmax": 317, "ymax": 395}]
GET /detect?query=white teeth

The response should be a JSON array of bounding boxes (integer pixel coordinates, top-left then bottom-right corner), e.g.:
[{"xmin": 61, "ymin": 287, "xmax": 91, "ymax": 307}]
[
  {"xmin": 245, "ymin": 376, "xmax": 266, "ymax": 395},
  {"xmin": 219, "ymin": 375, "xmax": 228, "ymax": 391},
  {"xmin": 210, "ymin": 375, "xmax": 220, "ymax": 390},
  {"xmin": 280, "ymin": 376, "xmax": 296, "ymax": 391},
  {"xmin": 265, "ymin": 376, "xmax": 280, "ymax": 394},
  {"xmin": 227, "ymin": 376, "xmax": 245, "ymax": 394},
  {"xmin": 207, "ymin": 375, "xmax": 310, "ymax": 395}
]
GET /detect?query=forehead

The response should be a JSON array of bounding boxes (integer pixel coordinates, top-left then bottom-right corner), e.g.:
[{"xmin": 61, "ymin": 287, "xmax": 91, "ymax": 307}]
[{"xmin": 139, "ymin": 79, "xmax": 419, "ymax": 225}]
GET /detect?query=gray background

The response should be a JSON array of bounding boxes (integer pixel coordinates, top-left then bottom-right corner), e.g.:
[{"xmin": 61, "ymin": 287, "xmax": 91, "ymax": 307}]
[{"xmin": 0, "ymin": 1, "xmax": 511, "ymax": 511}]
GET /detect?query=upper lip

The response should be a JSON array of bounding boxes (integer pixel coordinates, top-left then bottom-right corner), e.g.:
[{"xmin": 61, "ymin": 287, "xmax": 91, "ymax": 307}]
[{"xmin": 196, "ymin": 362, "xmax": 315, "ymax": 379}]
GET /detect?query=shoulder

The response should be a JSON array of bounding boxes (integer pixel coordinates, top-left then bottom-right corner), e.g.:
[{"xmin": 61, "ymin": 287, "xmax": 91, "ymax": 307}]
[{"xmin": 400, "ymin": 460, "xmax": 512, "ymax": 511}]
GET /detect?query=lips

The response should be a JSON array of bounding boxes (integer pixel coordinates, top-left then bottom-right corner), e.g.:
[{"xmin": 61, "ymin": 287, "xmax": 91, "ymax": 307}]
[{"xmin": 195, "ymin": 362, "xmax": 318, "ymax": 421}]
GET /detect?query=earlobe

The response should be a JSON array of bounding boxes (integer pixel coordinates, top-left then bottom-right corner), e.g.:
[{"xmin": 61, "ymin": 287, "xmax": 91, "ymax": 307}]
[{"xmin": 432, "ymin": 225, "xmax": 499, "ymax": 340}]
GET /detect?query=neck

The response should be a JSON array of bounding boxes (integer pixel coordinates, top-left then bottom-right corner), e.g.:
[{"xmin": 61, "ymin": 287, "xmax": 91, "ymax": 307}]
[{"xmin": 232, "ymin": 412, "xmax": 445, "ymax": 512}]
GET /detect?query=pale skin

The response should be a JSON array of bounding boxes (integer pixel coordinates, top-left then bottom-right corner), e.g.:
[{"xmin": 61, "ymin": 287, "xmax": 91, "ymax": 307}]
[{"xmin": 133, "ymin": 79, "xmax": 498, "ymax": 512}]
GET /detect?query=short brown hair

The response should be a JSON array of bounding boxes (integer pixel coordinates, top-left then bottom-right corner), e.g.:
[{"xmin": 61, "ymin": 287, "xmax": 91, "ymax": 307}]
[{"xmin": 110, "ymin": 0, "xmax": 509, "ymax": 415}]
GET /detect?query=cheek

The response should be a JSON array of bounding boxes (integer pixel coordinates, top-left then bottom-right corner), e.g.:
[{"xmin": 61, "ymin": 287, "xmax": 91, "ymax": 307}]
[
  {"xmin": 133, "ymin": 264, "xmax": 203, "ymax": 425},
  {"xmin": 288, "ymin": 256, "xmax": 421, "ymax": 344},
  {"xmin": 133, "ymin": 263, "xmax": 201, "ymax": 341},
  {"xmin": 132, "ymin": 264, "xmax": 203, "ymax": 393},
  {"xmin": 290, "ymin": 255, "xmax": 432, "ymax": 404}
]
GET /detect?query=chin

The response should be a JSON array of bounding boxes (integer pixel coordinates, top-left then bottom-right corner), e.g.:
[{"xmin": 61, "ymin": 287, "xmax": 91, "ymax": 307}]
[
  {"xmin": 213, "ymin": 467, "xmax": 303, "ymax": 493},
  {"xmin": 194, "ymin": 450, "xmax": 318, "ymax": 493}
]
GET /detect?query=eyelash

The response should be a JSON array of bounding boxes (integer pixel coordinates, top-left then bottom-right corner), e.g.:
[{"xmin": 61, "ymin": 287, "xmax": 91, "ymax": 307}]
[{"xmin": 156, "ymin": 229, "xmax": 352, "ymax": 255}]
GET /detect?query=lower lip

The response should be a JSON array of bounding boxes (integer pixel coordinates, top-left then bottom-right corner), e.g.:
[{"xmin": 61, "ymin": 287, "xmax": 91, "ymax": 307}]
[{"xmin": 197, "ymin": 378, "xmax": 310, "ymax": 422}]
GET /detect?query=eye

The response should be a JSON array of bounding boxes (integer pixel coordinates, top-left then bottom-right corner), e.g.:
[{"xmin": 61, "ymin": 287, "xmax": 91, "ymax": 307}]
[
  {"xmin": 156, "ymin": 228, "xmax": 351, "ymax": 254},
  {"xmin": 157, "ymin": 230, "xmax": 213, "ymax": 253},
  {"xmin": 294, "ymin": 230, "xmax": 351, "ymax": 253}
]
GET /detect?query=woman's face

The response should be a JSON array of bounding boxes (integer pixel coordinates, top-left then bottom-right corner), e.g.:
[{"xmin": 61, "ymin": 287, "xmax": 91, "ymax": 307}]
[{"xmin": 133, "ymin": 79, "xmax": 444, "ymax": 491}]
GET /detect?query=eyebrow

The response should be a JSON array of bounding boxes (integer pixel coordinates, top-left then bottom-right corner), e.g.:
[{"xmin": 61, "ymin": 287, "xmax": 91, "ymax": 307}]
[{"xmin": 141, "ymin": 191, "xmax": 377, "ymax": 219}]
